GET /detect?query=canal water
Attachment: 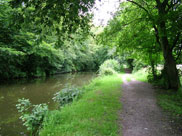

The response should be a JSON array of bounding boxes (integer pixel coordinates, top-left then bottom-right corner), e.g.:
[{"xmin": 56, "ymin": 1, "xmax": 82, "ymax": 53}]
[{"xmin": 0, "ymin": 72, "xmax": 96, "ymax": 136}]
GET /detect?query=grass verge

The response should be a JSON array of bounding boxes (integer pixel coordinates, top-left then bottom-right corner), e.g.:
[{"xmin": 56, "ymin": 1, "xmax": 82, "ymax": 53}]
[
  {"xmin": 157, "ymin": 89, "xmax": 182, "ymax": 116},
  {"xmin": 40, "ymin": 75, "xmax": 122, "ymax": 136}
]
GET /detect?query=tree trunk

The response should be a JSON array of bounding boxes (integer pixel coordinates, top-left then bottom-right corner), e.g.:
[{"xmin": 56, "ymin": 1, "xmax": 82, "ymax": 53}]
[
  {"xmin": 151, "ymin": 59, "xmax": 157, "ymax": 80},
  {"xmin": 162, "ymin": 48, "xmax": 180, "ymax": 89},
  {"xmin": 159, "ymin": 22, "xmax": 180, "ymax": 89},
  {"xmin": 149, "ymin": 53, "xmax": 157, "ymax": 80}
]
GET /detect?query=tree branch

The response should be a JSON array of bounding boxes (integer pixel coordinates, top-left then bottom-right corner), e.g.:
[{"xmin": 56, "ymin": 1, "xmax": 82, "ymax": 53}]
[
  {"xmin": 153, "ymin": 25, "xmax": 161, "ymax": 46},
  {"xmin": 162, "ymin": 0, "xmax": 168, "ymax": 7},
  {"xmin": 122, "ymin": 18, "xmax": 144, "ymax": 27},
  {"xmin": 155, "ymin": 0, "xmax": 161, "ymax": 7},
  {"xmin": 171, "ymin": 32, "xmax": 180, "ymax": 51},
  {"xmin": 126, "ymin": 0, "xmax": 156, "ymax": 25},
  {"xmin": 127, "ymin": 0, "xmax": 150, "ymax": 15},
  {"xmin": 166, "ymin": 0, "xmax": 179, "ymax": 12},
  {"xmin": 175, "ymin": 43, "xmax": 182, "ymax": 61}
]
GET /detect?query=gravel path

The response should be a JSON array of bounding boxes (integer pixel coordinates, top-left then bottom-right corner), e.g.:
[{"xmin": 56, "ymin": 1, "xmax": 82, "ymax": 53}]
[{"xmin": 119, "ymin": 74, "xmax": 181, "ymax": 136}]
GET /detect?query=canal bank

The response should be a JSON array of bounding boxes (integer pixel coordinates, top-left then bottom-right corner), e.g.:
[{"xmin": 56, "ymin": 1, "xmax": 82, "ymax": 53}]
[{"xmin": 0, "ymin": 72, "xmax": 96, "ymax": 136}]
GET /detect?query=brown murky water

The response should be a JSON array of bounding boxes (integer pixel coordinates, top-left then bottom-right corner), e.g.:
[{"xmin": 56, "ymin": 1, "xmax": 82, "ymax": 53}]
[{"xmin": 0, "ymin": 72, "xmax": 96, "ymax": 136}]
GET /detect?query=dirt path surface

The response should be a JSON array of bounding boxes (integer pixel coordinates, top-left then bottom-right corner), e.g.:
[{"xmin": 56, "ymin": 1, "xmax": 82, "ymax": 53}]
[{"xmin": 119, "ymin": 74, "xmax": 181, "ymax": 136}]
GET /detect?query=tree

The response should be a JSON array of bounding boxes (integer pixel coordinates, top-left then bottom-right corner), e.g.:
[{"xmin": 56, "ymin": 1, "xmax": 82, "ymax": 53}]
[
  {"xmin": 0, "ymin": 0, "xmax": 109, "ymax": 79},
  {"xmin": 98, "ymin": 2, "xmax": 162, "ymax": 80},
  {"xmin": 119, "ymin": 0, "xmax": 182, "ymax": 89},
  {"xmin": 10, "ymin": 0, "xmax": 95, "ymax": 36}
]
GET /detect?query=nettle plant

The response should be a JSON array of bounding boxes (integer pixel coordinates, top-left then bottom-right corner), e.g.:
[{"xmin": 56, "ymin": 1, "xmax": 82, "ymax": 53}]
[
  {"xmin": 16, "ymin": 98, "xmax": 48, "ymax": 135},
  {"xmin": 16, "ymin": 85, "xmax": 82, "ymax": 135},
  {"xmin": 53, "ymin": 84, "xmax": 82, "ymax": 107}
]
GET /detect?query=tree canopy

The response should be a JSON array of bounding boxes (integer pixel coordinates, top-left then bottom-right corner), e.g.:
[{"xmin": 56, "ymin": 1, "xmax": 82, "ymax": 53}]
[
  {"xmin": 0, "ymin": 0, "xmax": 182, "ymax": 90},
  {"xmin": 0, "ymin": 0, "xmax": 113, "ymax": 79},
  {"xmin": 98, "ymin": 0, "xmax": 182, "ymax": 90}
]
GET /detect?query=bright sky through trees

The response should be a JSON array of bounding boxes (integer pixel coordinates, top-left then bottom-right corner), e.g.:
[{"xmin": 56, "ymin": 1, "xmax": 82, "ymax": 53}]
[{"xmin": 92, "ymin": 0, "xmax": 122, "ymax": 26}]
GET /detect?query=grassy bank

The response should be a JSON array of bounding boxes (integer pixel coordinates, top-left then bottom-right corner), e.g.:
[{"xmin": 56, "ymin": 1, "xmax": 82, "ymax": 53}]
[
  {"xmin": 157, "ymin": 90, "xmax": 182, "ymax": 116},
  {"xmin": 40, "ymin": 75, "xmax": 122, "ymax": 136}
]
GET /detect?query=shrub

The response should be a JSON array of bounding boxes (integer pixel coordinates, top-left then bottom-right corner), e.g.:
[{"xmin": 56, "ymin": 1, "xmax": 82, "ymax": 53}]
[
  {"xmin": 0, "ymin": 43, "xmax": 64, "ymax": 79},
  {"xmin": 16, "ymin": 98, "xmax": 48, "ymax": 135},
  {"xmin": 53, "ymin": 84, "xmax": 82, "ymax": 107},
  {"xmin": 99, "ymin": 67, "xmax": 117, "ymax": 76},
  {"xmin": 0, "ymin": 47, "xmax": 26, "ymax": 79},
  {"xmin": 99, "ymin": 59, "xmax": 120, "ymax": 76},
  {"xmin": 132, "ymin": 68, "xmax": 148, "ymax": 82},
  {"xmin": 25, "ymin": 43, "xmax": 64, "ymax": 77},
  {"xmin": 133, "ymin": 61, "xmax": 146, "ymax": 73}
]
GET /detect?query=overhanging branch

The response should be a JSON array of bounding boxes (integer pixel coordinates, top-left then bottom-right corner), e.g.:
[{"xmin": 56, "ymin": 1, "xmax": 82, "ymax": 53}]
[
  {"xmin": 175, "ymin": 42, "xmax": 182, "ymax": 61},
  {"xmin": 166, "ymin": 0, "xmax": 179, "ymax": 12},
  {"xmin": 153, "ymin": 25, "xmax": 161, "ymax": 47},
  {"xmin": 171, "ymin": 32, "xmax": 181, "ymax": 51},
  {"xmin": 127, "ymin": 0, "xmax": 150, "ymax": 15}
]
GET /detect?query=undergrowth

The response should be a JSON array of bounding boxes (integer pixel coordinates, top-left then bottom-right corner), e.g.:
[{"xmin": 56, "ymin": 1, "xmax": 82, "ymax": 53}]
[
  {"xmin": 132, "ymin": 68, "xmax": 148, "ymax": 82},
  {"xmin": 99, "ymin": 59, "xmax": 121, "ymax": 76},
  {"xmin": 157, "ymin": 89, "xmax": 182, "ymax": 116}
]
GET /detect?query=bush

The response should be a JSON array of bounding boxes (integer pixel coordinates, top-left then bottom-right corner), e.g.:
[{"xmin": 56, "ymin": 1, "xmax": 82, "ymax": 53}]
[
  {"xmin": 99, "ymin": 67, "xmax": 117, "ymax": 76},
  {"xmin": 99, "ymin": 59, "xmax": 120, "ymax": 76},
  {"xmin": 133, "ymin": 61, "xmax": 146, "ymax": 73},
  {"xmin": 24, "ymin": 43, "xmax": 64, "ymax": 77},
  {"xmin": 0, "ymin": 47, "xmax": 26, "ymax": 79},
  {"xmin": 132, "ymin": 68, "xmax": 148, "ymax": 82},
  {"xmin": 53, "ymin": 84, "xmax": 82, "ymax": 107},
  {"xmin": 16, "ymin": 98, "xmax": 48, "ymax": 135},
  {"xmin": 0, "ymin": 43, "xmax": 64, "ymax": 79}
]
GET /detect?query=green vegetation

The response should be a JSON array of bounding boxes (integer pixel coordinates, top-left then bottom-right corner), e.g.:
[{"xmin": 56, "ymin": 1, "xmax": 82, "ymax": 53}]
[
  {"xmin": 157, "ymin": 90, "xmax": 182, "ymax": 116},
  {"xmin": 0, "ymin": 0, "xmax": 111, "ymax": 80},
  {"xmin": 16, "ymin": 99, "xmax": 48, "ymax": 135},
  {"xmin": 1, "ymin": 0, "xmax": 181, "ymax": 88},
  {"xmin": 99, "ymin": 0, "xmax": 182, "ymax": 90},
  {"xmin": 131, "ymin": 68, "xmax": 182, "ymax": 118},
  {"xmin": 1, "ymin": 0, "xmax": 182, "ymax": 135},
  {"xmin": 53, "ymin": 85, "xmax": 83, "ymax": 107},
  {"xmin": 132, "ymin": 68, "xmax": 148, "ymax": 82},
  {"xmin": 16, "ymin": 74, "xmax": 122, "ymax": 136},
  {"xmin": 40, "ymin": 75, "xmax": 122, "ymax": 136},
  {"xmin": 99, "ymin": 59, "xmax": 121, "ymax": 76}
]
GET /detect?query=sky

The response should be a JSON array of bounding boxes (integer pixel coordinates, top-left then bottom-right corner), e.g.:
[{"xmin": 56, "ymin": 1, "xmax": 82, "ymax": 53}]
[{"xmin": 92, "ymin": 0, "xmax": 123, "ymax": 26}]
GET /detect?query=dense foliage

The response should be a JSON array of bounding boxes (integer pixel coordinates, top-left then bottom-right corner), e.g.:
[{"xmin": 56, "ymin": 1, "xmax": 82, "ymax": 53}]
[
  {"xmin": 53, "ymin": 85, "xmax": 82, "ymax": 107},
  {"xmin": 0, "ymin": 0, "xmax": 111, "ymax": 80},
  {"xmin": 10, "ymin": 0, "xmax": 95, "ymax": 35},
  {"xmin": 2, "ymin": 0, "xmax": 182, "ymax": 135},
  {"xmin": 99, "ymin": 0, "xmax": 182, "ymax": 90},
  {"xmin": 99, "ymin": 59, "xmax": 121, "ymax": 76},
  {"xmin": 16, "ymin": 98, "xmax": 48, "ymax": 135}
]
